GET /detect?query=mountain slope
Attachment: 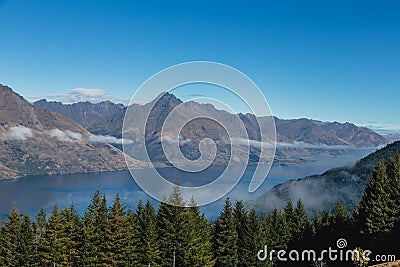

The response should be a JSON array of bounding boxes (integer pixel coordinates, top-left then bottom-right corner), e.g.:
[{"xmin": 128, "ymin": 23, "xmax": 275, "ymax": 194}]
[
  {"xmin": 87, "ymin": 107, "xmax": 127, "ymax": 138},
  {"xmin": 316, "ymin": 121, "xmax": 387, "ymax": 147},
  {"xmin": 34, "ymin": 93, "xmax": 389, "ymax": 166},
  {"xmin": 247, "ymin": 141, "xmax": 400, "ymax": 215},
  {"xmin": 274, "ymin": 117, "xmax": 349, "ymax": 146},
  {"xmin": 36, "ymin": 94, "xmax": 387, "ymax": 147},
  {"xmin": 34, "ymin": 99, "xmax": 125, "ymax": 127},
  {"xmin": 0, "ymin": 84, "xmax": 134, "ymax": 179}
]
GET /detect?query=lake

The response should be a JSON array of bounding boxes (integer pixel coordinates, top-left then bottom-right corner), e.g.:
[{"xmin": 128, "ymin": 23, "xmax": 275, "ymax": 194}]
[{"xmin": 0, "ymin": 149, "xmax": 373, "ymax": 221}]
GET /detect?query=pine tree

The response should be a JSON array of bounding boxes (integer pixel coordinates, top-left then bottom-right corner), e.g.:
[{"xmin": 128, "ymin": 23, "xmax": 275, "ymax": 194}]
[
  {"xmin": 0, "ymin": 204, "xmax": 35, "ymax": 266},
  {"xmin": 356, "ymin": 158, "xmax": 400, "ymax": 255},
  {"xmin": 386, "ymin": 157, "xmax": 400, "ymax": 228},
  {"xmin": 83, "ymin": 190, "xmax": 108, "ymax": 266},
  {"xmin": 0, "ymin": 203, "xmax": 22, "ymax": 266},
  {"xmin": 311, "ymin": 211, "xmax": 321, "ymax": 236},
  {"xmin": 106, "ymin": 194, "xmax": 129, "ymax": 266},
  {"xmin": 157, "ymin": 186, "xmax": 188, "ymax": 267},
  {"xmin": 284, "ymin": 199, "xmax": 296, "ymax": 239},
  {"xmin": 293, "ymin": 199, "xmax": 309, "ymax": 240},
  {"xmin": 33, "ymin": 208, "xmax": 47, "ymax": 265},
  {"xmin": 133, "ymin": 200, "xmax": 161, "ymax": 267},
  {"xmin": 357, "ymin": 161, "xmax": 391, "ymax": 241},
  {"xmin": 18, "ymin": 214, "xmax": 35, "ymax": 266},
  {"xmin": 1, "ymin": 204, "xmax": 21, "ymax": 266},
  {"xmin": 233, "ymin": 200, "xmax": 251, "ymax": 267},
  {"xmin": 183, "ymin": 198, "xmax": 215, "ymax": 267},
  {"xmin": 39, "ymin": 204, "xmax": 64, "ymax": 267},
  {"xmin": 59, "ymin": 204, "xmax": 83, "ymax": 266},
  {"xmin": 267, "ymin": 208, "xmax": 290, "ymax": 250},
  {"xmin": 214, "ymin": 198, "xmax": 238, "ymax": 267},
  {"xmin": 246, "ymin": 209, "xmax": 263, "ymax": 267},
  {"xmin": 385, "ymin": 156, "xmax": 400, "ymax": 255},
  {"xmin": 332, "ymin": 202, "xmax": 349, "ymax": 228}
]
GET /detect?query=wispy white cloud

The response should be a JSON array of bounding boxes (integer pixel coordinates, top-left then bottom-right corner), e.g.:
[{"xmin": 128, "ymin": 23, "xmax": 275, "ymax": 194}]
[
  {"xmin": 48, "ymin": 129, "xmax": 134, "ymax": 144},
  {"xmin": 87, "ymin": 134, "xmax": 133, "ymax": 145},
  {"xmin": 1, "ymin": 126, "xmax": 133, "ymax": 145},
  {"xmin": 357, "ymin": 122, "xmax": 400, "ymax": 135},
  {"xmin": 48, "ymin": 129, "xmax": 83, "ymax": 142},
  {"xmin": 230, "ymin": 138, "xmax": 355, "ymax": 150},
  {"xmin": 27, "ymin": 88, "xmax": 128, "ymax": 104},
  {"xmin": 162, "ymin": 135, "xmax": 192, "ymax": 145},
  {"xmin": 1, "ymin": 126, "xmax": 34, "ymax": 141}
]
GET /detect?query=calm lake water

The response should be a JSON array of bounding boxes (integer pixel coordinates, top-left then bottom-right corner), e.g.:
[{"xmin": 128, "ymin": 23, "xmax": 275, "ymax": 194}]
[{"xmin": 0, "ymin": 150, "xmax": 373, "ymax": 220}]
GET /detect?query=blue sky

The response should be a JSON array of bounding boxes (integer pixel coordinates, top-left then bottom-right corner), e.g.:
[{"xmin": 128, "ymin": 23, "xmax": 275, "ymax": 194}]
[{"xmin": 0, "ymin": 0, "xmax": 399, "ymax": 132}]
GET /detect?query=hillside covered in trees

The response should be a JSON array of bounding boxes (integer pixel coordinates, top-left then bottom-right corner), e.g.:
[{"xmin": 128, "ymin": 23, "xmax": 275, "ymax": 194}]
[
  {"xmin": 1, "ymin": 156, "xmax": 399, "ymax": 267},
  {"xmin": 249, "ymin": 141, "xmax": 400, "ymax": 216}
]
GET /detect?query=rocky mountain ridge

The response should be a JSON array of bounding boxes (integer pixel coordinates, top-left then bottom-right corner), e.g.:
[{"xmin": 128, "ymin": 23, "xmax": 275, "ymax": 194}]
[
  {"xmin": 34, "ymin": 93, "xmax": 388, "ymax": 166},
  {"xmin": 0, "ymin": 84, "xmax": 145, "ymax": 179}
]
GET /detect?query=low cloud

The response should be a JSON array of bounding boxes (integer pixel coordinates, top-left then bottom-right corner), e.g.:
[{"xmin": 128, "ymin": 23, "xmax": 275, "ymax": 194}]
[
  {"xmin": 87, "ymin": 134, "xmax": 133, "ymax": 145},
  {"xmin": 162, "ymin": 135, "xmax": 192, "ymax": 145},
  {"xmin": 357, "ymin": 122, "xmax": 400, "ymax": 135},
  {"xmin": 27, "ymin": 88, "xmax": 127, "ymax": 104},
  {"xmin": 48, "ymin": 129, "xmax": 133, "ymax": 144},
  {"xmin": 231, "ymin": 138, "xmax": 354, "ymax": 150},
  {"xmin": 48, "ymin": 129, "xmax": 83, "ymax": 142},
  {"xmin": 1, "ymin": 126, "xmax": 133, "ymax": 145},
  {"xmin": 48, "ymin": 129, "xmax": 134, "ymax": 145},
  {"xmin": 1, "ymin": 126, "xmax": 34, "ymax": 141}
]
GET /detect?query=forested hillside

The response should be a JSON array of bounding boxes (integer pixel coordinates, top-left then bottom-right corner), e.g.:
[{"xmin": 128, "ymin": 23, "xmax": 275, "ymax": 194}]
[
  {"xmin": 249, "ymin": 141, "xmax": 400, "ymax": 215},
  {"xmin": 1, "ymin": 155, "xmax": 399, "ymax": 266}
]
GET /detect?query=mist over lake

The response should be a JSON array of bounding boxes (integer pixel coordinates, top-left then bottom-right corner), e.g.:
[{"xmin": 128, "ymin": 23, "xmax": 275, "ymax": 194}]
[{"xmin": 0, "ymin": 149, "xmax": 374, "ymax": 221}]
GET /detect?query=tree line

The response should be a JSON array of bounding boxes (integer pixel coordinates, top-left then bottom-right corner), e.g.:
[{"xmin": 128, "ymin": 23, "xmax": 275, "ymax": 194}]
[{"xmin": 0, "ymin": 156, "xmax": 399, "ymax": 267}]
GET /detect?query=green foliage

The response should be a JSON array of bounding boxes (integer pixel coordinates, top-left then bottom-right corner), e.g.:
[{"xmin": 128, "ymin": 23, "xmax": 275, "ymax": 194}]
[
  {"xmin": 0, "ymin": 204, "xmax": 35, "ymax": 266},
  {"xmin": 355, "ymin": 157, "xmax": 400, "ymax": 255},
  {"xmin": 106, "ymin": 194, "xmax": 129, "ymax": 266},
  {"xmin": 1, "ymin": 154, "xmax": 399, "ymax": 267},
  {"xmin": 233, "ymin": 201, "xmax": 251, "ymax": 267},
  {"xmin": 39, "ymin": 204, "xmax": 64, "ymax": 266},
  {"xmin": 251, "ymin": 141, "xmax": 400, "ymax": 216},
  {"xmin": 245, "ymin": 209, "xmax": 263, "ymax": 267},
  {"xmin": 132, "ymin": 200, "xmax": 160, "ymax": 267},
  {"xmin": 156, "ymin": 188, "xmax": 188, "ymax": 266},
  {"xmin": 184, "ymin": 198, "xmax": 215, "ymax": 267},
  {"xmin": 83, "ymin": 190, "xmax": 108, "ymax": 266},
  {"xmin": 214, "ymin": 198, "xmax": 238, "ymax": 267}
]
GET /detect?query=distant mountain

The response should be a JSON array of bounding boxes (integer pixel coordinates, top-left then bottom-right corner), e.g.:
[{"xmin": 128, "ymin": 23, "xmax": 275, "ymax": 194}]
[
  {"xmin": 87, "ymin": 107, "xmax": 127, "ymax": 138},
  {"xmin": 315, "ymin": 120, "xmax": 387, "ymax": 147},
  {"xmin": 384, "ymin": 134, "xmax": 400, "ymax": 143},
  {"xmin": 0, "ymin": 84, "xmax": 143, "ymax": 179},
  {"xmin": 34, "ymin": 92, "xmax": 389, "ymax": 165},
  {"xmin": 247, "ymin": 141, "xmax": 400, "ymax": 215},
  {"xmin": 274, "ymin": 118, "xmax": 349, "ymax": 146},
  {"xmin": 34, "ymin": 99, "xmax": 125, "ymax": 127}
]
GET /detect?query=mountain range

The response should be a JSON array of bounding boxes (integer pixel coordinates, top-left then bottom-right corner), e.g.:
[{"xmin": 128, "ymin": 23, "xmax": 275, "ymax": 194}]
[
  {"xmin": 0, "ymin": 84, "xmax": 392, "ymax": 179},
  {"xmin": 35, "ymin": 93, "xmax": 388, "ymax": 165},
  {"xmin": 0, "ymin": 84, "xmax": 144, "ymax": 179}
]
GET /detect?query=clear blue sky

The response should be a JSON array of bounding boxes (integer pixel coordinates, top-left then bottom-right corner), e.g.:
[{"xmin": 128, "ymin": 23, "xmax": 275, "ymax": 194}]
[{"xmin": 0, "ymin": 0, "xmax": 399, "ymax": 132}]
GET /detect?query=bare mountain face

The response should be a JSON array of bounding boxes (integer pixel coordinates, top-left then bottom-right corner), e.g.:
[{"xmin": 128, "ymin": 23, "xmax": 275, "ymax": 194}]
[
  {"xmin": 315, "ymin": 121, "xmax": 387, "ymax": 147},
  {"xmin": 0, "ymin": 85, "xmax": 136, "ymax": 179},
  {"xmin": 34, "ymin": 92, "xmax": 389, "ymax": 166}
]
